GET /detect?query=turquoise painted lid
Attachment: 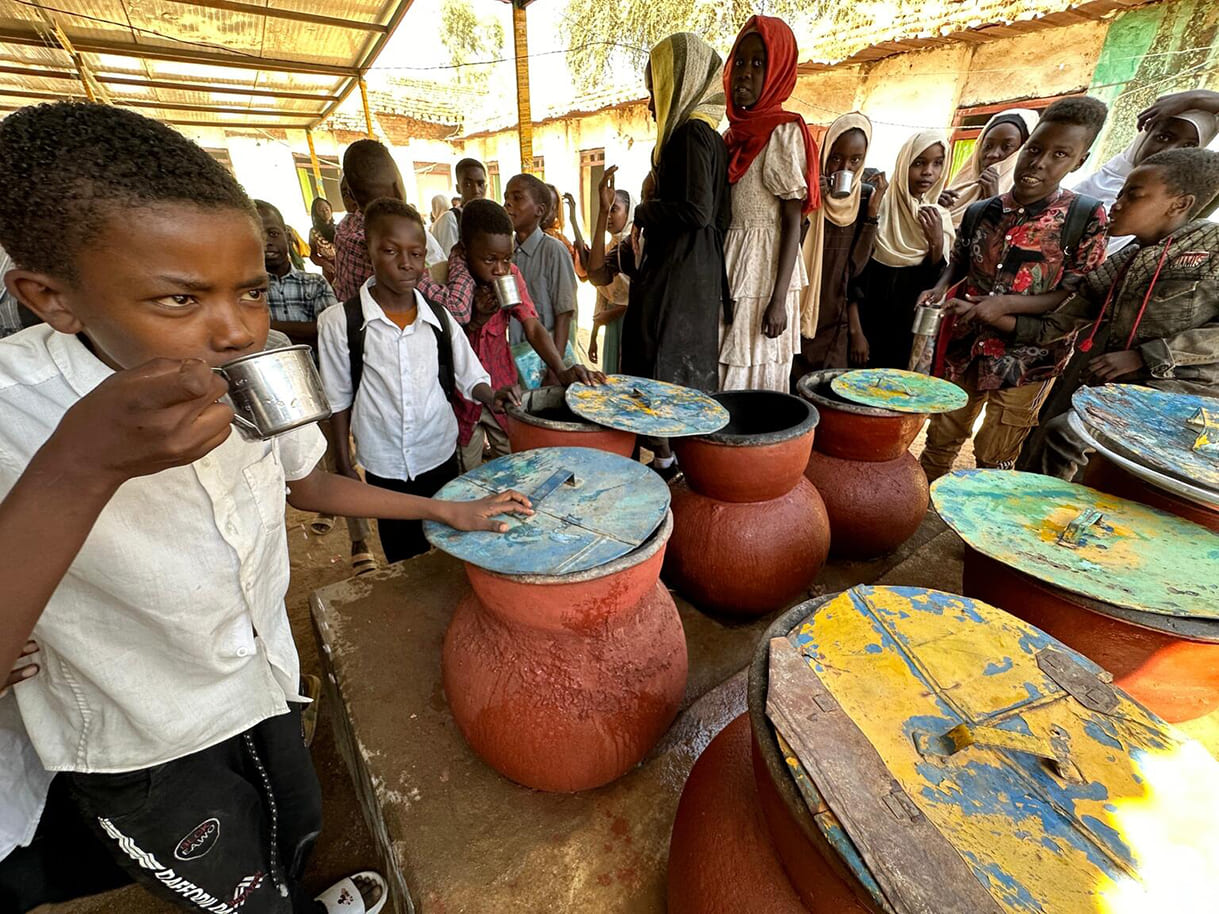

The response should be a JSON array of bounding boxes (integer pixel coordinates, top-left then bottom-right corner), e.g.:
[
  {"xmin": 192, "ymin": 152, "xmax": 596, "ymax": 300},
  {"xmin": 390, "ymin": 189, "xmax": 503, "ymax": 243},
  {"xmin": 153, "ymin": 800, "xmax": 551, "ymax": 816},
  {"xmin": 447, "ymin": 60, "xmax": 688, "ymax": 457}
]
[
  {"xmin": 565, "ymin": 375, "xmax": 729, "ymax": 437},
  {"xmin": 422, "ymin": 446, "xmax": 670, "ymax": 576},
  {"xmin": 1073, "ymin": 384, "xmax": 1219, "ymax": 494},
  {"xmin": 931, "ymin": 469, "xmax": 1219, "ymax": 621},
  {"xmin": 831, "ymin": 368, "xmax": 968, "ymax": 414}
]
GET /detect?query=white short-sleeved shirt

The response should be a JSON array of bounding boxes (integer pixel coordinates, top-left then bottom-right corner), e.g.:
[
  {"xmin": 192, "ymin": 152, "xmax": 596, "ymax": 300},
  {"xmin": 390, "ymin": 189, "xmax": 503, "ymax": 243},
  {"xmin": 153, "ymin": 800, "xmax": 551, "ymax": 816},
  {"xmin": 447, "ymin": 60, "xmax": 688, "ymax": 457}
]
[
  {"xmin": 432, "ymin": 209, "xmax": 460, "ymax": 257},
  {"xmin": 317, "ymin": 279, "xmax": 490, "ymax": 481},
  {"xmin": 0, "ymin": 325, "xmax": 326, "ymax": 777}
]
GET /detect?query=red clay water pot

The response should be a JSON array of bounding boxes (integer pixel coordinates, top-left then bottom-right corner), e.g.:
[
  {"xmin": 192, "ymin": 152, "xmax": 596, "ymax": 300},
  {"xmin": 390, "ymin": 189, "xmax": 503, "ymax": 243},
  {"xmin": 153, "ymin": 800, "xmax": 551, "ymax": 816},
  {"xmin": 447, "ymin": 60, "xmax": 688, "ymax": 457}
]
[
  {"xmin": 667, "ymin": 715, "xmax": 810, "ymax": 914},
  {"xmin": 665, "ymin": 391, "xmax": 829, "ymax": 615},
  {"xmin": 673, "ymin": 390, "xmax": 820, "ymax": 503},
  {"xmin": 503, "ymin": 385, "xmax": 636, "ymax": 457},
  {"xmin": 803, "ymin": 450, "xmax": 928, "ymax": 559},
  {"xmin": 796, "ymin": 370, "xmax": 925, "ymax": 462},
  {"xmin": 795, "ymin": 371, "xmax": 929, "ymax": 559},
  {"xmin": 442, "ymin": 512, "xmax": 687, "ymax": 792},
  {"xmin": 1084, "ymin": 452, "xmax": 1219, "ymax": 534},
  {"xmin": 963, "ymin": 547, "xmax": 1219, "ymax": 725},
  {"xmin": 665, "ymin": 478, "xmax": 830, "ymax": 617}
]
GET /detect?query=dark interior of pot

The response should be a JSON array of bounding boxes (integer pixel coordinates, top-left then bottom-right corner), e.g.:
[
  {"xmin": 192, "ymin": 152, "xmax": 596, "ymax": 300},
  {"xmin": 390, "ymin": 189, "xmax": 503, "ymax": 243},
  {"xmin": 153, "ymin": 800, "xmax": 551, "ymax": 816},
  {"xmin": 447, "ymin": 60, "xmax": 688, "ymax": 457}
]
[
  {"xmin": 714, "ymin": 391, "xmax": 815, "ymax": 437},
  {"xmin": 808, "ymin": 378, "xmax": 859, "ymax": 407},
  {"xmin": 518, "ymin": 387, "xmax": 587, "ymax": 426}
]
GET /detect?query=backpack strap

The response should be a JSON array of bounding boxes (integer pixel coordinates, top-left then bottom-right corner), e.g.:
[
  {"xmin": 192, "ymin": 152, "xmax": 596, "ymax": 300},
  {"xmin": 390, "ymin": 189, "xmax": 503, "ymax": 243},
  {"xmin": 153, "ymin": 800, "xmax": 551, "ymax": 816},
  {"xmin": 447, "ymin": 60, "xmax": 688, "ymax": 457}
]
[
  {"xmin": 960, "ymin": 196, "xmax": 1000, "ymax": 248},
  {"xmin": 422, "ymin": 294, "xmax": 456, "ymax": 401},
  {"xmin": 1062, "ymin": 193, "xmax": 1102, "ymax": 258},
  {"xmin": 343, "ymin": 294, "xmax": 366, "ymax": 398}
]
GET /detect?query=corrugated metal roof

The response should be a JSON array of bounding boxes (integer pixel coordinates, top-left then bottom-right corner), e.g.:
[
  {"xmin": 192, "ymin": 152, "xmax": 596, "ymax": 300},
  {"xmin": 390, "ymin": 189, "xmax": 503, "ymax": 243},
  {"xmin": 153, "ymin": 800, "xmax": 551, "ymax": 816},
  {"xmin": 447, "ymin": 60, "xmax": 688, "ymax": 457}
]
[{"xmin": 0, "ymin": 0, "xmax": 416, "ymax": 127}]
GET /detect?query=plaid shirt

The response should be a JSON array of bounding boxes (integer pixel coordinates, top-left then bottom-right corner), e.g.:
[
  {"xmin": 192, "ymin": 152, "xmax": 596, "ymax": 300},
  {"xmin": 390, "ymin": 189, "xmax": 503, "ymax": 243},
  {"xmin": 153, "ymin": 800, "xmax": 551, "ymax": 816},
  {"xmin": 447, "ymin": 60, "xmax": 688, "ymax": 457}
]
[
  {"xmin": 333, "ymin": 211, "xmax": 372, "ymax": 302},
  {"xmin": 265, "ymin": 266, "xmax": 337, "ymax": 324},
  {"xmin": 452, "ymin": 270, "xmax": 538, "ymax": 446},
  {"xmin": 945, "ymin": 189, "xmax": 1107, "ymax": 390},
  {"xmin": 417, "ymin": 247, "xmax": 479, "ymax": 324}
]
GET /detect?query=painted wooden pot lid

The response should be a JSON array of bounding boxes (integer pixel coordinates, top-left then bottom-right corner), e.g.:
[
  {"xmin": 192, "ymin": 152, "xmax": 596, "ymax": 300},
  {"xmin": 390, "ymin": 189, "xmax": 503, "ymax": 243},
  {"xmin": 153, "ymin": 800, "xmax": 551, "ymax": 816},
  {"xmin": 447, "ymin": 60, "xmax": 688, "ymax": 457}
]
[
  {"xmin": 765, "ymin": 584, "xmax": 1219, "ymax": 914},
  {"xmin": 565, "ymin": 375, "xmax": 729, "ymax": 437},
  {"xmin": 1073, "ymin": 384, "xmax": 1219, "ymax": 495},
  {"xmin": 423, "ymin": 446, "xmax": 670, "ymax": 576},
  {"xmin": 932, "ymin": 469, "xmax": 1219, "ymax": 623},
  {"xmin": 830, "ymin": 368, "xmax": 968, "ymax": 414}
]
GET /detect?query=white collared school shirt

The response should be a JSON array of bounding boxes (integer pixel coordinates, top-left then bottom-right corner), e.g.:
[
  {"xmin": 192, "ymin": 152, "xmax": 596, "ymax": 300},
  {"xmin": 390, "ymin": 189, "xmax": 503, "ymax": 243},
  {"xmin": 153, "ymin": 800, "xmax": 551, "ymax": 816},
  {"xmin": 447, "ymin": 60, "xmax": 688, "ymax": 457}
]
[
  {"xmin": 0, "ymin": 326, "xmax": 326, "ymax": 773},
  {"xmin": 316, "ymin": 279, "xmax": 490, "ymax": 481}
]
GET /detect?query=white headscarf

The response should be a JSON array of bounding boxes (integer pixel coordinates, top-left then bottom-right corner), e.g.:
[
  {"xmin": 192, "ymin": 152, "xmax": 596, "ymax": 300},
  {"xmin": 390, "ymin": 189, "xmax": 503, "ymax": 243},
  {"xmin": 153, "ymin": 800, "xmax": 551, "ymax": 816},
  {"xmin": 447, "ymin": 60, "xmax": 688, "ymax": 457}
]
[
  {"xmin": 873, "ymin": 130, "xmax": 956, "ymax": 269},
  {"xmin": 944, "ymin": 108, "xmax": 1039, "ymax": 226}
]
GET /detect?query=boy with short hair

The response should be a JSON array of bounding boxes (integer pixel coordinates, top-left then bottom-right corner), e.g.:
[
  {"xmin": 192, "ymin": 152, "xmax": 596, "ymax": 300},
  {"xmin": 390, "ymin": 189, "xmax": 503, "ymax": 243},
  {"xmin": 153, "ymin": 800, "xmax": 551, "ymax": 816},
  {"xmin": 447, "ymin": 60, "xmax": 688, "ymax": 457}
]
[
  {"xmin": 0, "ymin": 102, "xmax": 528, "ymax": 914},
  {"xmin": 318, "ymin": 198, "xmax": 519, "ymax": 562},
  {"xmin": 331, "ymin": 140, "xmax": 445, "ymax": 302},
  {"xmin": 980, "ymin": 147, "xmax": 1219, "ymax": 480},
  {"xmin": 918, "ymin": 96, "xmax": 1111, "ymax": 479},
  {"xmin": 504, "ymin": 173, "xmax": 578, "ymax": 364},
  {"xmin": 449, "ymin": 199, "xmax": 602, "ymax": 469},
  {"xmin": 432, "ymin": 157, "xmax": 487, "ymax": 256},
  {"xmin": 256, "ymin": 199, "xmax": 377, "ymax": 572}
]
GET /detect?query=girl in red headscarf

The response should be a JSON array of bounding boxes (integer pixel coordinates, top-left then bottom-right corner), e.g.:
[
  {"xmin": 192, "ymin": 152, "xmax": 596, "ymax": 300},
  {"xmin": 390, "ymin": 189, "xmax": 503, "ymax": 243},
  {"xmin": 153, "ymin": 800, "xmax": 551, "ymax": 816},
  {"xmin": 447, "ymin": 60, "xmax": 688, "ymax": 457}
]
[{"xmin": 718, "ymin": 15, "xmax": 821, "ymax": 391}]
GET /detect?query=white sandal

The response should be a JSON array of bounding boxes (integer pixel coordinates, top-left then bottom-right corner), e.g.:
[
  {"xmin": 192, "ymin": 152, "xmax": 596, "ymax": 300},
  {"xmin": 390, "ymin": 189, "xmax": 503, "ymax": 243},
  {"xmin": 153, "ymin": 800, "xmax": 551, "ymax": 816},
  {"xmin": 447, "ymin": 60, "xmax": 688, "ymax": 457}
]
[{"xmin": 315, "ymin": 870, "xmax": 387, "ymax": 914}]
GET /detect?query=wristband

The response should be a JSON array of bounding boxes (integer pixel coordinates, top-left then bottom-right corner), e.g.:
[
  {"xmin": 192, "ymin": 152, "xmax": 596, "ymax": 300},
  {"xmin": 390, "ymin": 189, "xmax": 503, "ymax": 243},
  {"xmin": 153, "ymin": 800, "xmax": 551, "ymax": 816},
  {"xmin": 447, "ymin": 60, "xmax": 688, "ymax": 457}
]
[{"xmin": 863, "ymin": 216, "xmax": 878, "ymax": 225}]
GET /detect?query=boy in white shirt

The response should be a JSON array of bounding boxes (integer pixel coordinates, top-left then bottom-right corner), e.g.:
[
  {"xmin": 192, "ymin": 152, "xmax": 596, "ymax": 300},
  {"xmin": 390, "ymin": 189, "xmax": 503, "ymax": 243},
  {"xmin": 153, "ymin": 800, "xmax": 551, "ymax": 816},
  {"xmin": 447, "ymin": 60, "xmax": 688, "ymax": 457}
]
[
  {"xmin": 0, "ymin": 102, "xmax": 529, "ymax": 914},
  {"xmin": 318, "ymin": 197, "xmax": 516, "ymax": 563}
]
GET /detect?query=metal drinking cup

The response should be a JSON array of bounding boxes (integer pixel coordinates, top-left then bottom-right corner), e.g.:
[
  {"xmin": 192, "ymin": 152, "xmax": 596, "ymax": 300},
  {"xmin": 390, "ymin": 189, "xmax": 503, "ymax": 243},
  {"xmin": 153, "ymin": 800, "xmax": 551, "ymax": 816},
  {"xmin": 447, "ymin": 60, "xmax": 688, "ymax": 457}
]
[
  {"xmin": 215, "ymin": 345, "xmax": 332, "ymax": 440},
  {"xmin": 829, "ymin": 170, "xmax": 855, "ymax": 198},
  {"xmin": 494, "ymin": 274, "xmax": 522, "ymax": 310}
]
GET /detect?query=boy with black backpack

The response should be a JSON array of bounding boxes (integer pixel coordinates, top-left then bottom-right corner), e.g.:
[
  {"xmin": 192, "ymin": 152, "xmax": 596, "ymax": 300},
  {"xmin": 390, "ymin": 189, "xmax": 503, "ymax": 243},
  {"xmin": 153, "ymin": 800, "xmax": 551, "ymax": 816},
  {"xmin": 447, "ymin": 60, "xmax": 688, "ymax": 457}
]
[
  {"xmin": 917, "ymin": 97, "xmax": 1110, "ymax": 480},
  {"xmin": 318, "ymin": 198, "xmax": 517, "ymax": 563}
]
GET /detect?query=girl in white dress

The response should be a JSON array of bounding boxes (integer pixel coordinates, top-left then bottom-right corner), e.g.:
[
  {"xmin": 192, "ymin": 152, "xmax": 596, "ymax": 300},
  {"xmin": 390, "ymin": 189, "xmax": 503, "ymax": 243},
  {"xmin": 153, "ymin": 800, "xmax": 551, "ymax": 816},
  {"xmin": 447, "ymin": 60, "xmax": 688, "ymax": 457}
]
[{"xmin": 719, "ymin": 15, "xmax": 821, "ymax": 391}]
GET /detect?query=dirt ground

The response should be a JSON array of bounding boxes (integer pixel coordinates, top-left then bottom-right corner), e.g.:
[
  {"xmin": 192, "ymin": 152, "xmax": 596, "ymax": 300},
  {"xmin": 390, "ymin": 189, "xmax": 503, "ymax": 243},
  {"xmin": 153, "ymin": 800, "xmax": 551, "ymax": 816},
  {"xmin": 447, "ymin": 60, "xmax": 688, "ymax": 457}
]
[{"xmin": 40, "ymin": 395, "xmax": 977, "ymax": 913}]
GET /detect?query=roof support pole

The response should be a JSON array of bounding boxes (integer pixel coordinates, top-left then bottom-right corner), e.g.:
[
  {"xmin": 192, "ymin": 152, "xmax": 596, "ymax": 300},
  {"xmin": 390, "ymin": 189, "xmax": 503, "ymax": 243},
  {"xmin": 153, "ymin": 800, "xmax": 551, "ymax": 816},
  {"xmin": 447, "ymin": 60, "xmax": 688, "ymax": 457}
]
[
  {"xmin": 306, "ymin": 129, "xmax": 325, "ymax": 197},
  {"xmin": 511, "ymin": 0, "xmax": 533, "ymax": 174},
  {"xmin": 359, "ymin": 76, "xmax": 375, "ymax": 138}
]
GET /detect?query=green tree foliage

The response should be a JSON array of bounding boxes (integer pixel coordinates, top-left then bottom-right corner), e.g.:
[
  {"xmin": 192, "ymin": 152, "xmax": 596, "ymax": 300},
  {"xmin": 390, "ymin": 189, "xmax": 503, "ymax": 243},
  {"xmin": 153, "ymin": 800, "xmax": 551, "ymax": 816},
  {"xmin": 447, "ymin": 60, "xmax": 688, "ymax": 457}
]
[
  {"xmin": 560, "ymin": 0, "xmax": 807, "ymax": 92},
  {"xmin": 440, "ymin": 0, "xmax": 506, "ymax": 92}
]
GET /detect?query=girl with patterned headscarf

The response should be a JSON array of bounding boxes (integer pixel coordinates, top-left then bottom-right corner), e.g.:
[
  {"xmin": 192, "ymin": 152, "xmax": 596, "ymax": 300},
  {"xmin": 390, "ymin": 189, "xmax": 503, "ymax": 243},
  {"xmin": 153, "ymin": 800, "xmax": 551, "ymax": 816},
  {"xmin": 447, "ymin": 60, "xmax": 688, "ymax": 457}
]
[
  {"xmin": 852, "ymin": 130, "xmax": 956, "ymax": 369},
  {"xmin": 594, "ymin": 32, "xmax": 731, "ymax": 400},
  {"xmin": 718, "ymin": 15, "xmax": 820, "ymax": 392}
]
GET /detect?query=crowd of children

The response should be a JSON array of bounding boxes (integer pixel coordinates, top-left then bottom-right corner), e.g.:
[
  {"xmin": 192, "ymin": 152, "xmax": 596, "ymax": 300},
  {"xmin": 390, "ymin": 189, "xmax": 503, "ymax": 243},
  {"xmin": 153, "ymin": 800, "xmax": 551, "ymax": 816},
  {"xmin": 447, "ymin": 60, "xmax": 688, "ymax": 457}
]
[{"xmin": 1, "ymin": 13, "xmax": 1219, "ymax": 914}]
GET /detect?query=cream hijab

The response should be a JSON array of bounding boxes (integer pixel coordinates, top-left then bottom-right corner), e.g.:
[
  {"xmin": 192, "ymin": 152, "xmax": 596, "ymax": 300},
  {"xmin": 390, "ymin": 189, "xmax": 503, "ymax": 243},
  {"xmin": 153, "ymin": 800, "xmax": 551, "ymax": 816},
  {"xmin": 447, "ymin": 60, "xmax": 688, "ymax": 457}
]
[
  {"xmin": 944, "ymin": 108, "xmax": 1039, "ymax": 226},
  {"xmin": 873, "ymin": 130, "xmax": 956, "ymax": 269},
  {"xmin": 799, "ymin": 112, "xmax": 872, "ymax": 338}
]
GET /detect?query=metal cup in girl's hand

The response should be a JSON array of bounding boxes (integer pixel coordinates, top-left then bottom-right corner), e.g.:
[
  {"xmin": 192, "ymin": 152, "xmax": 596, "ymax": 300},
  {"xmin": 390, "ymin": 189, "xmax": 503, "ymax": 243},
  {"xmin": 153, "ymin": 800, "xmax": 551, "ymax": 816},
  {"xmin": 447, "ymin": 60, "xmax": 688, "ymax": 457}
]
[
  {"xmin": 494, "ymin": 274, "xmax": 521, "ymax": 310},
  {"xmin": 829, "ymin": 170, "xmax": 854, "ymax": 198}
]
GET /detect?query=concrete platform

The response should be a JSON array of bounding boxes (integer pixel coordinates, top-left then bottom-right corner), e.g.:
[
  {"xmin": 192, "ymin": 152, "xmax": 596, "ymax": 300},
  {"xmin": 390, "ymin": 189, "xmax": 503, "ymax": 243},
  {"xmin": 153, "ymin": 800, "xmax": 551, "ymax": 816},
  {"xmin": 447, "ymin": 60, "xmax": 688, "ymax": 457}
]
[{"xmin": 311, "ymin": 512, "xmax": 965, "ymax": 914}]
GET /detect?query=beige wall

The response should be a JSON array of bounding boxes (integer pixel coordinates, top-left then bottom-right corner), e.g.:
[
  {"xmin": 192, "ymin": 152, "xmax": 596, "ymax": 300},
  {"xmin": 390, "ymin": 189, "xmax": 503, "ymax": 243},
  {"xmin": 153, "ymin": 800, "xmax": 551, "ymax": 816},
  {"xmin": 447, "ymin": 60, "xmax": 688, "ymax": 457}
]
[{"xmin": 959, "ymin": 20, "xmax": 1106, "ymax": 107}]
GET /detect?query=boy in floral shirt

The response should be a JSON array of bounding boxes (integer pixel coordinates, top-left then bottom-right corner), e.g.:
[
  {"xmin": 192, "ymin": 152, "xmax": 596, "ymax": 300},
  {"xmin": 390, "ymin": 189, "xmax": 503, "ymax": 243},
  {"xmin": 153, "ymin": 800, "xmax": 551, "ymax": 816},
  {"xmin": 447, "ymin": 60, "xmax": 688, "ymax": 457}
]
[{"xmin": 918, "ymin": 97, "xmax": 1109, "ymax": 479}]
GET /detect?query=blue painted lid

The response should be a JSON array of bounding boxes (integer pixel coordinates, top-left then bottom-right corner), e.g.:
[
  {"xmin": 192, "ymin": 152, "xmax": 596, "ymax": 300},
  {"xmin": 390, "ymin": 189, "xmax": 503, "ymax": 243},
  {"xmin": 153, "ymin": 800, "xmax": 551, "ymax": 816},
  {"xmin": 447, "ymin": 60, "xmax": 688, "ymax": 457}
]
[
  {"xmin": 831, "ymin": 368, "xmax": 968, "ymax": 414},
  {"xmin": 931, "ymin": 469, "xmax": 1219, "ymax": 621},
  {"xmin": 767, "ymin": 585, "xmax": 1219, "ymax": 913},
  {"xmin": 565, "ymin": 375, "xmax": 729, "ymax": 437},
  {"xmin": 422, "ymin": 446, "xmax": 670, "ymax": 575},
  {"xmin": 1073, "ymin": 384, "xmax": 1219, "ymax": 495}
]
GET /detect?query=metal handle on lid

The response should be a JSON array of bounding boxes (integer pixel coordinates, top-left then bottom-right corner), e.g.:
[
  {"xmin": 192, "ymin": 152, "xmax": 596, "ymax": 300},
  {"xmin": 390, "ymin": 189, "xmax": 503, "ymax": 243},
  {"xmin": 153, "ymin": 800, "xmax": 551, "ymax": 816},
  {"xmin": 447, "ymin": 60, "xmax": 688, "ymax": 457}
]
[
  {"xmin": 529, "ymin": 469, "xmax": 577, "ymax": 504},
  {"xmin": 941, "ymin": 723, "xmax": 1081, "ymax": 783},
  {"xmin": 1057, "ymin": 507, "xmax": 1104, "ymax": 548}
]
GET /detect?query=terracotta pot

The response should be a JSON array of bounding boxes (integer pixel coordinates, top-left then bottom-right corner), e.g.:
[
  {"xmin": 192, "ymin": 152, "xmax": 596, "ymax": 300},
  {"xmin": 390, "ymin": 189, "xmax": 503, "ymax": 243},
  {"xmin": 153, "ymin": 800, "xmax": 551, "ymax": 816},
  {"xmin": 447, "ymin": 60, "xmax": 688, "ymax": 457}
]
[
  {"xmin": 804, "ymin": 450, "xmax": 929, "ymax": 559},
  {"xmin": 667, "ymin": 715, "xmax": 810, "ymax": 914},
  {"xmin": 443, "ymin": 513, "xmax": 687, "ymax": 792},
  {"xmin": 746, "ymin": 599, "xmax": 877, "ymax": 912},
  {"xmin": 796, "ymin": 371, "xmax": 926, "ymax": 462},
  {"xmin": 962, "ymin": 548, "xmax": 1219, "ymax": 725},
  {"xmin": 674, "ymin": 390, "xmax": 820, "ymax": 503},
  {"xmin": 1084, "ymin": 452, "xmax": 1219, "ymax": 534},
  {"xmin": 503, "ymin": 385, "xmax": 636, "ymax": 457},
  {"xmin": 664, "ymin": 478, "xmax": 830, "ymax": 616}
]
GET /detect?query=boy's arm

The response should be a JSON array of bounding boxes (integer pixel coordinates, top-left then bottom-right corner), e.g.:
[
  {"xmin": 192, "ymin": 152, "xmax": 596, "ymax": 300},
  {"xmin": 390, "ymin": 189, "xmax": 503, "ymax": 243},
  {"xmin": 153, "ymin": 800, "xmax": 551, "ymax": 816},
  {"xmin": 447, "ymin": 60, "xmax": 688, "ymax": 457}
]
[
  {"xmin": 550, "ymin": 249, "xmax": 578, "ymax": 355},
  {"xmin": 1139, "ymin": 312, "xmax": 1219, "ymax": 381},
  {"xmin": 0, "ymin": 360, "xmax": 232, "ymax": 672},
  {"xmin": 523, "ymin": 316, "xmax": 602, "ymax": 385},
  {"xmin": 916, "ymin": 231, "xmax": 968, "ymax": 308},
  {"xmin": 286, "ymin": 467, "xmax": 531, "ymax": 532}
]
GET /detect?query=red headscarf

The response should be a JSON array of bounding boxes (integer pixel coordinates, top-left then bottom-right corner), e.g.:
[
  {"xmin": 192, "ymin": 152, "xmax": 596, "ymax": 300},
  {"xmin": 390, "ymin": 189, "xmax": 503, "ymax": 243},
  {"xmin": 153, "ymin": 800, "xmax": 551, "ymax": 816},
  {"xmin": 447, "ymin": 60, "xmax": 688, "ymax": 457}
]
[{"xmin": 723, "ymin": 16, "xmax": 821, "ymax": 214}]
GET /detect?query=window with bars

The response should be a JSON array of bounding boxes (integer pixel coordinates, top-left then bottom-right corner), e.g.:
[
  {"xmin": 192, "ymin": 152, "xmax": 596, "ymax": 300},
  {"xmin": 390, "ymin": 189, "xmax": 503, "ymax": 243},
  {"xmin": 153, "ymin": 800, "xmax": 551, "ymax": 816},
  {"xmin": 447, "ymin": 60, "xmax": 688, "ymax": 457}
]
[
  {"xmin": 293, "ymin": 153, "xmax": 343, "ymax": 212},
  {"xmin": 486, "ymin": 160, "xmax": 503, "ymax": 204},
  {"xmin": 579, "ymin": 148, "xmax": 606, "ymax": 236}
]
